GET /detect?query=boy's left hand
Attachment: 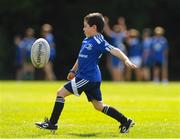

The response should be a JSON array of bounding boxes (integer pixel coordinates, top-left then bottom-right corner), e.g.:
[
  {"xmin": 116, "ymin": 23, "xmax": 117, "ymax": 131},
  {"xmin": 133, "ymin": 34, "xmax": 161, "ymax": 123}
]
[
  {"xmin": 67, "ymin": 72, "xmax": 75, "ymax": 80},
  {"xmin": 125, "ymin": 59, "xmax": 137, "ymax": 69}
]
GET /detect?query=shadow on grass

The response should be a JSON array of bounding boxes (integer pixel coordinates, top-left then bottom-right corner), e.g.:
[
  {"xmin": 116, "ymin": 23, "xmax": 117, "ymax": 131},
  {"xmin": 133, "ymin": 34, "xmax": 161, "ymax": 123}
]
[{"xmin": 68, "ymin": 132, "xmax": 101, "ymax": 137}]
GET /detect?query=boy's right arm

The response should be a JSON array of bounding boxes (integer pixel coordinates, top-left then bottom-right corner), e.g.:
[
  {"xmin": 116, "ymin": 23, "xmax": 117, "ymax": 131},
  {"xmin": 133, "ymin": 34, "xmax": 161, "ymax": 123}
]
[{"xmin": 67, "ymin": 60, "xmax": 78, "ymax": 80}]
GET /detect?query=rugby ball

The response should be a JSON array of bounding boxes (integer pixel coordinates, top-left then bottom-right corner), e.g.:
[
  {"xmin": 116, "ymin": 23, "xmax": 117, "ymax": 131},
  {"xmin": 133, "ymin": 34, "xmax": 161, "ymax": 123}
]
[{"xmin": 31, "ymin": 38, "xmax": 50, "ymax": 68}]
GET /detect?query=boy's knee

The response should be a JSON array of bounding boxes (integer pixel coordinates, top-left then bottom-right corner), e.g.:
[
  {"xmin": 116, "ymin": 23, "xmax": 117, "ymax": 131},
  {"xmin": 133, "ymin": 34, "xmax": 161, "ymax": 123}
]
[
  {"xmin": 56, "ymin": 87, "xmax": 71, "ymax": 98},
  {"xmin": 57, "ymin": 88, "xmax": 65, "ymax": 97},
  {"xmin": 93, "ymin": 104, "xmax": 104, "ymax": 111}
]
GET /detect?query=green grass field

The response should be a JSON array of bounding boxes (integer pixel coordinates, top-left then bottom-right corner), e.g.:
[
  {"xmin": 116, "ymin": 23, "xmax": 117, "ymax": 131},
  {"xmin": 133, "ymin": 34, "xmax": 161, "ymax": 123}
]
[{"xmin": 0, "ymin": 81, "xmax": 180, "ymax": 138}]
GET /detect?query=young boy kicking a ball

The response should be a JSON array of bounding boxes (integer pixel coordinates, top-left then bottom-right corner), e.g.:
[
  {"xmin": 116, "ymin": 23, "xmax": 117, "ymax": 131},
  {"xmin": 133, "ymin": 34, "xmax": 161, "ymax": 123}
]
[{"xmin": 35, "ymin": 12, "xmax": 136, "ymax": 133}]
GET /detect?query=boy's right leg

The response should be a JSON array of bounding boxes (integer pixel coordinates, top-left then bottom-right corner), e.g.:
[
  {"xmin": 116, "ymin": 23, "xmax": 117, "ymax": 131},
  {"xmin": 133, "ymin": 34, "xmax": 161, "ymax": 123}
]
[
  {"xmin": 91, "ymin": 100, "xmax": 128, "ymax": 124},
  {"xmin": 35, "ymin": 87, "xmax": 72, "ymax": 130},
  {"xmin": 91, "ymin": 100, "xmax": 134, "ymax": 133}
]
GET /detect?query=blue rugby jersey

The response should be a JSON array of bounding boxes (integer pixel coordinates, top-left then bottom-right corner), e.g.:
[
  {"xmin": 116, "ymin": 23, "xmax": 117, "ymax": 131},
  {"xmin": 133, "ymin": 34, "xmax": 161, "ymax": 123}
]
[
  {"xmin": 142, "ymin": 37, "xmax": 153, "ymax": 64},
  {"xmin": 151, "ymin": 36, "xmax": 168, "ymax": 62},
  {"xmin": 110, "ymin": 31, "xmax": 126, "ymax": 51},
  {"xmin": 76, "ymin": 34, "xmax": 114, "ymax": 82},
  {"xmin": 20, "ymin": 38, "xmax": 36, "ymax": 60},
  {"xmin": 128, "ymin": 38, "xmax": 142, "ymax": 57},
  {"xmin": 44, "ymin": 33, "xmax": 56, "ymax": 61}
]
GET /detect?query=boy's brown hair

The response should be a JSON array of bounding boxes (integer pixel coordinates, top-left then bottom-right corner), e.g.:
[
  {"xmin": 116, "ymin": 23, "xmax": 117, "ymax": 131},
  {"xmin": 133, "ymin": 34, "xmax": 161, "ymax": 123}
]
[{"xmin": 84, "ymin": 13, "xmax": 105, "ymax": 33}]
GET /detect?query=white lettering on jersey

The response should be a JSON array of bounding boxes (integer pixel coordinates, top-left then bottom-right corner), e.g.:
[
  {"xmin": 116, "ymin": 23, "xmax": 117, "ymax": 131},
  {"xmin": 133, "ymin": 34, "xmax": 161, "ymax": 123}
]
[
  {"xmin": 83, "ymin": 40, "xmax": 87, "ymax": 43},
  {"xmin": 79, "ymin": 54, "xmax": 88, "ymax": 58},
  {"xmin": 85, "ymin": 44, "xmax": 93, "ymax": 50}
]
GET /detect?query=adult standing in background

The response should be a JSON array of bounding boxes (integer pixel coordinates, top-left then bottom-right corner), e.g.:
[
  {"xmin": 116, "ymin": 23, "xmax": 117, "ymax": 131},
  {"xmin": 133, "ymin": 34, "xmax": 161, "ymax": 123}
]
[
  {"xmin": 14, "ymin": 35, "xmax": 23, "ymax": 80},
  {"xmin": 126, "ymin": 29, "xmax": 142, "ymax": 81},
  {"xmin": 117, "ymin": 16, "xmax": 127, "ymax": 33},
  {"xmin": 41, "ymin": 24, "xmax": 56, "ymax": 80},
  {"xmin": 20, "ymin": 28, "xmax": 36, "ymax": 80},
  {"xmin": 104, "ymin": 17, "xmax": 127, "ymax": 81},
  {"xmin": 141, "ymin": 28, "xmax": 153, "ymax": 81},
  {"xmin": 151, "ymin": 26, "xmax": 169, "ymax": 83}
]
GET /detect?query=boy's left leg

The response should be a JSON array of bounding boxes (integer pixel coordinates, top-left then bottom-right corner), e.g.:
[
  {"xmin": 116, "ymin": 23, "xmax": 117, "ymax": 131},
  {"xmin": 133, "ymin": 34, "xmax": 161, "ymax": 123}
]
[
  {"xmin": 91, "ymin": 100, "xmax": 134, "ymax": 133},
  {"xmin": 35, "ymin": 87, "xmax": 72, "ymax": 131}
]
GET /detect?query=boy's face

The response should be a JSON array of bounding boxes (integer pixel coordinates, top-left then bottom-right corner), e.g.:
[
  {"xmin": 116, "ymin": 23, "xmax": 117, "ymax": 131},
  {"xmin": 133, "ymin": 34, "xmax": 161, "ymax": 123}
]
[{"xmin": 83, "ymin": 21, "xmax": 96, "ymax": 37}]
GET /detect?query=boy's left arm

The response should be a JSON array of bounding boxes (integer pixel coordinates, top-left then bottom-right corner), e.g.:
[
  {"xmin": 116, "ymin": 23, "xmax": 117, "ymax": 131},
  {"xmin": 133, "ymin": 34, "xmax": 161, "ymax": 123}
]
[
  {"xmin": 67, "ymin": 59, "xmax": 78, "ymax": 80},
  {"xmin": 110, "ymin": 47, "xmax": 137, "ymax": 69}
]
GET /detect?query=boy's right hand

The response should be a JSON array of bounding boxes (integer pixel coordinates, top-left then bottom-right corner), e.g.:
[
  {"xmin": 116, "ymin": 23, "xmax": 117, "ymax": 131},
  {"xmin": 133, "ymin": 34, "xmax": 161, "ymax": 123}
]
[
  {"xmin": 67, "ymin": 71, "xmax": 76, "ymax": 80},
  {"xmin": 125, "ymin": 59, "xmax": 137, "ymax": 69}
]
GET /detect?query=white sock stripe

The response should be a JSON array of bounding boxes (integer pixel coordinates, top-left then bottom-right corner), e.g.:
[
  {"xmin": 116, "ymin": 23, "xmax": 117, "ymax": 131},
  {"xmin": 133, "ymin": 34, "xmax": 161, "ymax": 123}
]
[
  {"xmin": 104, "ymin": 107, "xmax": 107, "ymax": 113},
  {"xmin": 76, "ymin": 80, "xmax": 88, "ymax": 87},
  {"xmin": 103, "ymin": 106, "xmax": 109, "ymax": 114},
  {"xmin": 56, "ymin": 97, "xmax": 64, "ymax": 100},
  {"xmin": 77, "ymin": 80, "xmax": 89, "ymax": 88},
  {"xmin": 103, "ymin": 107, "xmax": 107, "ymax": 113},
  {"xmin": 56, "ymin": 98, "xmax": 65, "ymax": 103},
  {"xmin": 105, "ymin": 106, "xmax": 109, "ymax": 114},
  {"xmin": 56, "ymin": 100, "xmax": 64, "ymax": 103}
]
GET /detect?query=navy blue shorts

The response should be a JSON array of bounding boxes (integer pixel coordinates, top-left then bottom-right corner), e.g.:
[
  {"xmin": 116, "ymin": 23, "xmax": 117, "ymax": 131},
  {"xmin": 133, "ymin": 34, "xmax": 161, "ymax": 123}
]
[{"xmin": 64, "ymin": 77, "xmax": 102, "ymax": 102}]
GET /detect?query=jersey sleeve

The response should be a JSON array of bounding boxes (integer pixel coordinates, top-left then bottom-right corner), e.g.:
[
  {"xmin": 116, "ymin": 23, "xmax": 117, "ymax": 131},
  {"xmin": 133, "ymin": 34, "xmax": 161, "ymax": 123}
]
[{"xmin": 98, "ymin": 40, "xmax": 115, "ymax": 53}]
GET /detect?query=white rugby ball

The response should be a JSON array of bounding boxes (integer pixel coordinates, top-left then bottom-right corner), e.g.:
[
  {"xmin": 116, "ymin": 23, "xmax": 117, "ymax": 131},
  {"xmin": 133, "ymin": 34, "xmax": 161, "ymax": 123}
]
[{"xmin": 31, "ymin": 38, "xmax": 50, "ymax": 68}]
